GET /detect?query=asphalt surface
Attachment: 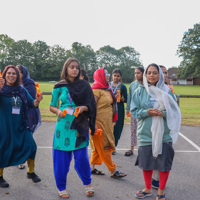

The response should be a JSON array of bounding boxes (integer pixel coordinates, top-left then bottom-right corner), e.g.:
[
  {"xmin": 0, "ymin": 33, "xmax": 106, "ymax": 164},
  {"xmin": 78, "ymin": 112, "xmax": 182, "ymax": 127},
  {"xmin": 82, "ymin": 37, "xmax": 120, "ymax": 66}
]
[{"xmin": 0, "ymin": 123, "xmax": 199, "ymax": 200}]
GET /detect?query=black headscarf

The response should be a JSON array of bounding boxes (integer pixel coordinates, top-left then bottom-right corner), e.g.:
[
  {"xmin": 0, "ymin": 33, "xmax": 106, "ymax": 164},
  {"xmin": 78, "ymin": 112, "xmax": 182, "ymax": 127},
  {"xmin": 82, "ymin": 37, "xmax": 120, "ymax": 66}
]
[
  {"xmin": 20, "ymin": 65, "xmax": 36, "ymax": 99},
  {"xmin": 0, "ymin": 84, "xmax": 31, "ymax": 130},
  {"xmin": 54, "ymin": 79, "xmax": 96, "ymax": 147}
]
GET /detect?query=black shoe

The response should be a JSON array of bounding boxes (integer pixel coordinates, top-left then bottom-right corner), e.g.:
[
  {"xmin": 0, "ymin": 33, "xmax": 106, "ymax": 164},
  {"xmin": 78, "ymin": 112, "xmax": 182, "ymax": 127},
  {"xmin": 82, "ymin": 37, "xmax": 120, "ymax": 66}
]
[
  {"xmin": 27, "ymin": 172, "xmax": 41, "ymax": 183},
  {"xmin": 0, "ymin": 176, "xmax": 9, "ymax": 187},
  {"xmin": 152, "ymin": 179, "xmax": 159, "ymax": 189}
]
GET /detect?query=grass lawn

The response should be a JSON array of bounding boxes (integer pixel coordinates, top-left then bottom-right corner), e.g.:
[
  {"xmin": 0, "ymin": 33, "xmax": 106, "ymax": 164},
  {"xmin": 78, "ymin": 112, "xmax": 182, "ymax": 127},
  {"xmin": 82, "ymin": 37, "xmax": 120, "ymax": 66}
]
[{"xmin": 39, "ymin": 82, "xmax": 200, "ymax": 126}]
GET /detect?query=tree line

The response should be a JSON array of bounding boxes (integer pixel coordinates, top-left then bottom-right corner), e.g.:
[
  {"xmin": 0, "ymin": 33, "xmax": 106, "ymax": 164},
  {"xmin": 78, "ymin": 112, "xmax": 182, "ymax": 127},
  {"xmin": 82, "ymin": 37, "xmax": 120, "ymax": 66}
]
[
  {"xmin": 1, "ymin": 22, "xmax": 199, "ymax": 81},
  {"xmin": 177, "ymin": 23, "xmax": 200, "ymax": 78},
  {"xmin": 0, "ymin": 36, "xmax": 142, "ymax": 82}
]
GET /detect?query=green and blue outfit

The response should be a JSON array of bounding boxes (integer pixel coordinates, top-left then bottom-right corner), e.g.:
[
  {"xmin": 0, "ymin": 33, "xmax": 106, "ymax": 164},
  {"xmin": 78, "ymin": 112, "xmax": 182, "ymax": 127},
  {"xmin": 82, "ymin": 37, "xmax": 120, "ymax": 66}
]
[{"xmin": 50, "ymin": 79, "xmax": 96, "ymax": 191}]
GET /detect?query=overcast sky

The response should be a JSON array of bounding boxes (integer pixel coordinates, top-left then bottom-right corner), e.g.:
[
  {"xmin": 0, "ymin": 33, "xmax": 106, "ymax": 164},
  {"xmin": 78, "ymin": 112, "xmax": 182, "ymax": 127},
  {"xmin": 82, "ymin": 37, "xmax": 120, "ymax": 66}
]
[{"xmin": 1, "ymin": 0, "xmax": 200, "ymax": 68}]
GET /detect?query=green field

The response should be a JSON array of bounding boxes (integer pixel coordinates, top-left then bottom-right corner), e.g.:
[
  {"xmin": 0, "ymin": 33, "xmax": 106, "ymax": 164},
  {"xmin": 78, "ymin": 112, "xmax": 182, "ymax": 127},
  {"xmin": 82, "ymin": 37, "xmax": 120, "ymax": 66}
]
[{"xmin": 39, "ymin": 82, "xmax": 200, "ymax": 126}]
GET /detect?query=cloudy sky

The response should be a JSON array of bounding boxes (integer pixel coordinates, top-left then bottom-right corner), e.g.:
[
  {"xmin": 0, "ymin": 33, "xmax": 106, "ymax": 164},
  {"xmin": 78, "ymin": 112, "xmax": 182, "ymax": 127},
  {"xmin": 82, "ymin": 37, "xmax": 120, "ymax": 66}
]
[{"xmin": 1, "ymin": 0, "xmax": 200, "ymax": 68}]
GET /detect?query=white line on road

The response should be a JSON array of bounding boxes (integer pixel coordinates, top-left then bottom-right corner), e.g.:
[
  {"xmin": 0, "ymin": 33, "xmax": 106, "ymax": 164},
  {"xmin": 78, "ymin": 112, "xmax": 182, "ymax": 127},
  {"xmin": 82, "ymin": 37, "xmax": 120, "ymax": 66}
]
[
  {"xmin": 37, "ymin": 146, "xmax": 200, "ymax": 153},
  {"xmin": 179, "ymin": 132, "xmax": 200, "ymax": 152}
]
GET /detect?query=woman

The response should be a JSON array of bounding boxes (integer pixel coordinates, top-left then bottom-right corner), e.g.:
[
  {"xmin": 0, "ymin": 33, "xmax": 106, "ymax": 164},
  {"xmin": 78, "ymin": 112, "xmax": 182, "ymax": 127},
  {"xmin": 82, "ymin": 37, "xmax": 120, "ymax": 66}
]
[
  {"xmin": 50, "ymin": 58, "xmax": 96, "ymax": 198},
  {"xmin": 131, "ymin": 64, "xmax": 181, "ymax": 200},
  {"xmin": 16, "ymin": 64, "xmax": 41, "ymax": 169},
  {"xmin": 90, "ymin": 68, "xmax": 127, "ymax": 179},
  {"xmin": 80, "ymin": 69, "xmax": 89, "ymax": 82},
  {"xmin": 125, "ymin": 67, "xmax": 144, "ymax": 156},
  {"xmin": 111, "ymin": 68, "xmax": 127, "ymax": 155},
  {"xmin": 0, "ymin": 65, "xmax": 42, "ymax": 187}
]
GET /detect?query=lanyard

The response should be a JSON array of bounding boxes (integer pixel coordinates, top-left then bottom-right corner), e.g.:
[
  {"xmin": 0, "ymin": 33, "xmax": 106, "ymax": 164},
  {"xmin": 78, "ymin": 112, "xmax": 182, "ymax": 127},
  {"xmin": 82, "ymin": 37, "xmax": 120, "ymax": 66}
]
[
  {"xmin": 112, "ymin": 81, "xmax": 120, "ymax": 94},
  {"xmin": 68, "ymin": 93, "xmax": 72, "ymax": 106},
  {"xmin": 13, "ymin": 97, "xmax": 18, "ymax": 105}
]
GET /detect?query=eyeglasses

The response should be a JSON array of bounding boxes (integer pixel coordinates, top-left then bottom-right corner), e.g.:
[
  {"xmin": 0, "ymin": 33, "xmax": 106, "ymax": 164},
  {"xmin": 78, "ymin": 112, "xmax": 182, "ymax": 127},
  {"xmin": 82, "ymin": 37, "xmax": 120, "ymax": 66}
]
[{"xmin": 105, "ymin": 73, "xmax": 110, "ymax": 77}]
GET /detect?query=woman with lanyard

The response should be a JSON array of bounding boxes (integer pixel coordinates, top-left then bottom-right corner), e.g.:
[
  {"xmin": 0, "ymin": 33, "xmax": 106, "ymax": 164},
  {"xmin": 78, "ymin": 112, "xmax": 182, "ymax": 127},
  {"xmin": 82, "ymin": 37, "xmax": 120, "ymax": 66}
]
[
  {"xmin": 50, "ymin": 58, "xmax": 96, "ymax": 198},
  {"xmin": 125, "ymin": 67, "xmax": 144, "ymax": 156},
  {"xmin": 0, "ymin": 65, "xmax": 42, "ymax": 187},
  {"xmin": 131, "ymin": 64, "xmax": 181, "ymax": 200},
  {"xmin": 89, "ymin": 68, "xmax": 127, "ymax": 179},
  {"xmin": 16, "ymin": 64, "xmax": 41, "ymax": 169},
  {"xmin": 110, "ymin": 68, "xmax": 127, "ymax": 155}
]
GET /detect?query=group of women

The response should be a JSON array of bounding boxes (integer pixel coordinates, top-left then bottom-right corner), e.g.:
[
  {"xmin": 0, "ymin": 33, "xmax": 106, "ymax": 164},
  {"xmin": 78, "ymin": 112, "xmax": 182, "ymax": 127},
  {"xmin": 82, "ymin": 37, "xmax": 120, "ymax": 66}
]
[{"xmin": 0, "ymin": 59, "xmax": 181, "ymax": 200}]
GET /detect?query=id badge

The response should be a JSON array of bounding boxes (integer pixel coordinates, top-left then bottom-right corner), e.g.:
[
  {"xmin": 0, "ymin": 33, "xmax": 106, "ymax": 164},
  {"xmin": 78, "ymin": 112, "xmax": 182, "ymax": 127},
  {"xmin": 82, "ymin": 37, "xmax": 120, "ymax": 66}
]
[
  {"xmin": 65, "ymin": 107, "xmax": 74, "ymax": 115},
  {"xmin": 12, "ymin": 106, "xmax": 20, "ymax": 115}
]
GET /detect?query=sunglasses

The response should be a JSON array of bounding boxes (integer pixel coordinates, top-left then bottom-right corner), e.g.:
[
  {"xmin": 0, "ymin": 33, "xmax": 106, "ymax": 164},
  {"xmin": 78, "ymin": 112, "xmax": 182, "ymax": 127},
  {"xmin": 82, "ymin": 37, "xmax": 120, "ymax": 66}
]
[{"xmin": 105, "ymin": 73, "xmax": 110, "ymax": 77}]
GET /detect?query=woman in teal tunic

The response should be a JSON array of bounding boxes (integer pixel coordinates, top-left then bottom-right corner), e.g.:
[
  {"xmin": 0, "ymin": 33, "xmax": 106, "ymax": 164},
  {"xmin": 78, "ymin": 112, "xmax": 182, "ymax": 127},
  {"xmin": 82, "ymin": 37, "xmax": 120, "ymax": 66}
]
[
  {"xmin": 50, "ymin": 58, "xmax": 96, "ymax": 198},
  {"xmin": 111, "ymin": 69, "xmax": 127, "ymax": 154},
  {"xmin": 0, "ymin": 65, "xmax": 42, "ymax": 187}
]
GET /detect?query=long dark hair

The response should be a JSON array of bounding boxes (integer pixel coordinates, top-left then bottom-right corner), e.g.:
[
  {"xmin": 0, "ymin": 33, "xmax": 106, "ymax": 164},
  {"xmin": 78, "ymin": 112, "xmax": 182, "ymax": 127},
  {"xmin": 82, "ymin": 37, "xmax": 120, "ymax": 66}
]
[
  {"xmin": 2, "ymin": 65, "xmax": 20, "ymax": 86},
  {"xmin": 61, "ymin": 58, "xmax": 80, "ymax": 83},
  {"xmin": 80, "ymin": 69, "xmax": 89, "ymax": 82}
]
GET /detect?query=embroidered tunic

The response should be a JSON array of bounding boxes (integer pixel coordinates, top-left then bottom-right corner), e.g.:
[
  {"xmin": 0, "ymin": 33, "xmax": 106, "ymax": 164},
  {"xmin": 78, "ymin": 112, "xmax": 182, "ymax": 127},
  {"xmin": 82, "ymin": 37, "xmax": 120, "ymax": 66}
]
[{"xmin": 50, "ymin": 87, "xmax": 88, "ymax": 151}]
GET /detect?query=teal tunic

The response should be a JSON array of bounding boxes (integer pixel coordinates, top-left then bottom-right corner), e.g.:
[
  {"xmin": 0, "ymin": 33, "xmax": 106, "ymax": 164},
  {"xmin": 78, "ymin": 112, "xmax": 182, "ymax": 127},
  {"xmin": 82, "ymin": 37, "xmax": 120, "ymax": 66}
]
[
  {"xmin": 50, "ymin": 87, "xmax": 88, "ymax": 151},
  {"xmin": 0, "ymin": 93, "xmax": 37, "ymax": 168},
  {"xmin": 112, "ymin": 83, "xmax": 127, "ymax": 146}
]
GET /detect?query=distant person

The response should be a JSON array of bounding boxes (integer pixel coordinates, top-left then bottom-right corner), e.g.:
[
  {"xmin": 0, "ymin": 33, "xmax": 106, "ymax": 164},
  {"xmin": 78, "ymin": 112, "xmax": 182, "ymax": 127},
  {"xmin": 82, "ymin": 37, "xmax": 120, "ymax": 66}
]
[
  {"xmin": 125, "ymin": 67, "xmax": 144, "ymax": 156},
  {"xmin": 90, "ymin": 68, "xmax": 127, "ymax": 179},
  {"xmin": 0, "ymin": 65, "xmax": 43, "ymax": 187},
  {"xmin": 111, "ymin": 68, "xmax": 127, "ymax": 155},
  {"xmin": 152, "ymin": 65, "xmax": 176, "ymax": 189},
  {"xmin": 16, "ymin": 64, "xmax": 42, "ymax": 169},
  {"xmin": 131, "ymin": 64, "xmax": 181, "ymax": 200},
  {"xmin": 80, "ymin": 69, "xmax": 89, "ymax": 82},
  {"xmin": 50, "ymin": 58, "xmax": 96, "ymax": 198}
]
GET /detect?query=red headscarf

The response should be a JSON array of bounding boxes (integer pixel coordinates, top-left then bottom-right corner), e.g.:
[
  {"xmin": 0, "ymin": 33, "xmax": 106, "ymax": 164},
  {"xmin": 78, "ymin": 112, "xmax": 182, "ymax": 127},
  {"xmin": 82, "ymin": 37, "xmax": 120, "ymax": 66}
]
[
  {"xmin": 91, "ymin": 68, "xmax": 118, "ymax": 121},
  {"xmin": 92, "ymin": 68, "xmax": 108, "ymax": 89}
]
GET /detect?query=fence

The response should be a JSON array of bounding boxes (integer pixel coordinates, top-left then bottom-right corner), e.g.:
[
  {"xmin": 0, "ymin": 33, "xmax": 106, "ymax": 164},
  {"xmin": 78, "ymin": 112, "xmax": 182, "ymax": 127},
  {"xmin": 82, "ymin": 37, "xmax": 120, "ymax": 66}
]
[
  {"xmin": 43, "ymin": 92, "xmax": 200, "ymax": 107},
  {"xmin": 176, "ymin": 95, "xmax": 200, "ymax": 106}
]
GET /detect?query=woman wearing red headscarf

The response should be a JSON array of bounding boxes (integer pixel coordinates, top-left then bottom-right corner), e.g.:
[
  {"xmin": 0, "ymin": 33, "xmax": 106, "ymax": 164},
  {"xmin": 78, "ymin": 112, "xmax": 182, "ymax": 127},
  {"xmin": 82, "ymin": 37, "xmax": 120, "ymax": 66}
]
[{"xmin": 89, "ymin": 68, "xmax": 126, "ymax": 179}]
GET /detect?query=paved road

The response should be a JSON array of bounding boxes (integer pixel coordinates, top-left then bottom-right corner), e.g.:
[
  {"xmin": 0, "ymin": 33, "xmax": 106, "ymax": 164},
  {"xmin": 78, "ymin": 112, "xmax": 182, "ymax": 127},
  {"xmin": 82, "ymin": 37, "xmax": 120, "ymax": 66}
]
[{"xmin": 0, "ymin": 123, "xmax": 199, "ymax": 200}]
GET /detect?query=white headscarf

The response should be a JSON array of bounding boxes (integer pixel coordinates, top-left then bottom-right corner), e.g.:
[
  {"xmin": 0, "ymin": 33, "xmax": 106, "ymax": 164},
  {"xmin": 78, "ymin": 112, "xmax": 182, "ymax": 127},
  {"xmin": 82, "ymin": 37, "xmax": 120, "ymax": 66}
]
[{"xmin": 143, "ymin": 64, "xmax": 181, "ymax": 157}]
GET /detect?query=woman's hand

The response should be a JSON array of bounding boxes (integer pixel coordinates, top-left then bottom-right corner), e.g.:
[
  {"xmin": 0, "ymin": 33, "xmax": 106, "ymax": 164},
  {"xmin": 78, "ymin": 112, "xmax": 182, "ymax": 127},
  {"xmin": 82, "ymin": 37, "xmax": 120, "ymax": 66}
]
[
  {"xmin": 34, "ymin": 93, "xmax": 43, "ymax": 107},
  {"xmin": 36, "ymin": 93, "xmax": 43, "ymax": 101},
  {"xmin": 57, "ymin": 109, "xmax": 65, "ymax": 118},
  {"xmin": 148, "ymin": 109, "xmax": 163, "ymax": 117},
  {"xmin": 76, "ymin": 106, "xmax": 88, "ymax": 115}
]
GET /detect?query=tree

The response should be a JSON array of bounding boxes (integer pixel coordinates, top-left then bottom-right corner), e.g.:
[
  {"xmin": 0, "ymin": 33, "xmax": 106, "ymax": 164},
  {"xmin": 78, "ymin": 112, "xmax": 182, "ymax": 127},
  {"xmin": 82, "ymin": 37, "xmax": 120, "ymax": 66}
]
[
  {"xmin": 6, "ymin": 40, "xmax": 35, "ymax": 70},
  {"xmin": 96, "ymin": 45, "xmax": 143, "ymax": 82},
  {"xmin": 177, "ymin": 23, "xmax": 200, "ymax": 78},
  {"xmin": 32, "ymin": 41, "xmax": 51, "ymax": 80},
  {"xmin": 0, "ymin": 34, "xmax": 15, "ymax": 69},
  {"xmin": 47, "ymin": 45, "xmax": 68, "ymax": 80},
  {"xmin": 118, "ymin": 46, "xmax": 143, "ymax": 82},
  {"xmin": 67, "ymin": 42, "xmax": 97, "ymax": 80}
]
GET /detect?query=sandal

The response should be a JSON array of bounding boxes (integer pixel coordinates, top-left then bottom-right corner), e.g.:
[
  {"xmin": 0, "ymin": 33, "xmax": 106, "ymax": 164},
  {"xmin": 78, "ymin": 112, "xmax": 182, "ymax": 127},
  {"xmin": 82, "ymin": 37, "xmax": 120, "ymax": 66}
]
[
  {"xmin": 135, "ymin": 190, "xmax": 152, "ymax": 199},
  {"xmin": 112, "ymin": 151, "xmax": 116, "ymax": 155},
  {"xmin": 91, "ymin": 168, "xmax": 105, "ymax": 175},
  {"xmin": 110, "ymin": 171, "xmax": 127, "ymax": 179},
  {"xmin": 156, "ymin": 194, "xmax": 165, "ymax": 200},
  {"xmin": 18, "ymin": 164, "xmax": 25, "ymax": 169},
  {"xmin": 58, "ymin": 190, "xmax": 69, "ymax": 198},
  {"xmin": 124, "ymin": 150, "xmax": 133, "ymax": 156},
  {"xmin": 85, "ymin": 186, "xmax": 94, "ymax": 197}
]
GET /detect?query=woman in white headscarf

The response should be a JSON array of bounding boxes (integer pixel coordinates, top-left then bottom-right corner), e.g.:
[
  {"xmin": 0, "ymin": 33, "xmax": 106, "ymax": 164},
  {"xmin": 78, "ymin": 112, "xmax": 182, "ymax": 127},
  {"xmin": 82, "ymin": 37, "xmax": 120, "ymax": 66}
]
[{"xmin": 131, "ymin": 63, "xmax": 181, "ymax": 200}]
